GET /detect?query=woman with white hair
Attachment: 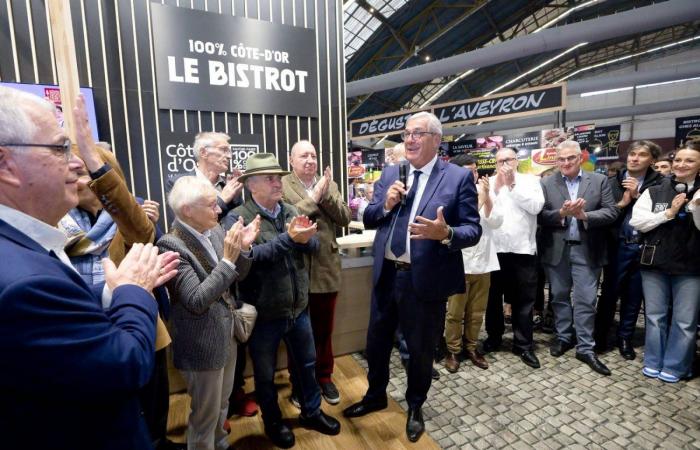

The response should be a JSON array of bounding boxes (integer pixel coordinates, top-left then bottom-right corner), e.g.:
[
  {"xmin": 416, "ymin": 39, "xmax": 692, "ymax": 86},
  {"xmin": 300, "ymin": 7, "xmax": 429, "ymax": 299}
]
[{"xmin": 157, "ymin": 176, "xmax": 260, "ymax": 450}]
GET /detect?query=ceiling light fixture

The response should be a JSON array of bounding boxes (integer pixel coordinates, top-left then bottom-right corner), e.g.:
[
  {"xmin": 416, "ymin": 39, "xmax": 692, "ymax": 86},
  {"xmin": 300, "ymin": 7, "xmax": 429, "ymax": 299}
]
[{"xmin": 556, "ymin": 35, "xmax": 700, "ymax": 83}]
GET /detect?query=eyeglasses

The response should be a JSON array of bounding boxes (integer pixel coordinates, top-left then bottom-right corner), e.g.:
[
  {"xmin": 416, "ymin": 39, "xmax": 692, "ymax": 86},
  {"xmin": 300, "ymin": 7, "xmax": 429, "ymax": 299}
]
[
  {"xmin": 206, "ymin": 145, "xmax": 232, "ymax": 155},
  {"xmin": 556, "ymin": 155, "xmax": 580, "ymax": 164},
  {"xmin": 496, "ymin": 157, "xmax": 517, "ymax": 165},
  {"xmin": 400, "ymin": 130, "xmax": 436, "ymax": 141},
  {"xmin": 0, "ymin": 139, "xmax": 72, "ymax": 162}
]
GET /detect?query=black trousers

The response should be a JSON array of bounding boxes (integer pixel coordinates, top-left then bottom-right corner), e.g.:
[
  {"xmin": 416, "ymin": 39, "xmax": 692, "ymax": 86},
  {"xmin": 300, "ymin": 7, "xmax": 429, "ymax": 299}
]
[
  {"xmin": 138, "ymin": 348, "xmax": 169, "ymax": 450},
  {"xmin": 485, "ymin": 253, "xmax": 537, "ymax": 352},
  {"xmin": 364, "ymin": 262, "xmax": 445, "ymax": 409}
]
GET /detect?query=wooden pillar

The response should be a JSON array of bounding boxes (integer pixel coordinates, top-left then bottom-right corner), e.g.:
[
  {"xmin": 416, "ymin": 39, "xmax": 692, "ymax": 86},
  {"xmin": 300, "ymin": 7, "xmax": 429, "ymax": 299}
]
[{"xmin": 47, "ymin": 0, "xmax": 80, "ymax": 142}]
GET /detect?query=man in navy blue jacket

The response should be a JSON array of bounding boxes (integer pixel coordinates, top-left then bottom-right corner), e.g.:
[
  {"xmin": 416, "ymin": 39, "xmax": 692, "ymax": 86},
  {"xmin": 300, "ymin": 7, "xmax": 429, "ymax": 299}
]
[
  {"xmin": 343, "ymin": 111, "xmax": 481, "ymax": 443},
  {"xmin": 0, "ymin": 86, "xmax": 174, "ymax": 450}
]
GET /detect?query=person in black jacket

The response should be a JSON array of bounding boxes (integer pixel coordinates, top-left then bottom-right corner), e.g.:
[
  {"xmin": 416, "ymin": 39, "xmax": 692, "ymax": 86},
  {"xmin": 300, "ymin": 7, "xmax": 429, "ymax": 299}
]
[
  {"xmin": 233, "ymin": 153, "xmax": 341, "ymax": 449},
  {"xmin": 630, "ymin": 141, "xmax": 700, "ymax": 383},
  {"xmin": 594, "ymin": 140, "xmax": 664, "ymax": 359}
]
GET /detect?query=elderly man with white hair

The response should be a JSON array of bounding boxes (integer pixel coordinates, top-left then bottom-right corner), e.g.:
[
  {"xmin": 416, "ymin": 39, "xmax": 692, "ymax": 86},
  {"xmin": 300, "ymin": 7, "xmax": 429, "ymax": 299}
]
[
  {"xmin": 157, "ymin": 176, "xmax": 260, "ymax": 450},
  {"xmin": 539, "ymin": 140, "xmax": 618, "ymax": 376},
  {"xmin": 0, "ymin": 85, "xmax": 176, "ymax": 449},
  {"xmin": 166, "ymin": 131, "xmax": 243, "ymax": 221},
  {"xmin": 233, "ymin": 153, "xmax": 341, "ymax": 449}
]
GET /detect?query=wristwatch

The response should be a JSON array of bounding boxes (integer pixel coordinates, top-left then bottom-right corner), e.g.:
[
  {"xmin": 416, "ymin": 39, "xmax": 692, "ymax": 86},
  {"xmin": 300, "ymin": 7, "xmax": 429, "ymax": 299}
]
[{"xmin": 440, "ymin": 226, "xmax": 454, "ymax": 245}]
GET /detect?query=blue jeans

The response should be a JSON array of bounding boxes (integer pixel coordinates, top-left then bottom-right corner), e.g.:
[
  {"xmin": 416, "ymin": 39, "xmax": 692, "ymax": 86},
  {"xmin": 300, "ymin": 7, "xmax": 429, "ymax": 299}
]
[
  {"xmin": 641, "ymin": 271, "xmax": 700, "ymax": 378},
  {"xmin": 616, "ymin": 242, "xmax": 644, "ymax": 340},
  {"xmin": 248, "ymin": 309, "xmax": 321, "ymax": 424}
]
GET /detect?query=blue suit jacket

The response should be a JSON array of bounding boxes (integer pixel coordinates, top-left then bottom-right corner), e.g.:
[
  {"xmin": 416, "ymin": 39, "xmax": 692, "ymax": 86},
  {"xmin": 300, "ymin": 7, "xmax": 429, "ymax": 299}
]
[
  {"xmin": 363, "ymin": 159, "xmax": 482, "ymax": 301},
  {"xmin": 0, "ymin": 219, "xmax": 158, "ymax": 450}
]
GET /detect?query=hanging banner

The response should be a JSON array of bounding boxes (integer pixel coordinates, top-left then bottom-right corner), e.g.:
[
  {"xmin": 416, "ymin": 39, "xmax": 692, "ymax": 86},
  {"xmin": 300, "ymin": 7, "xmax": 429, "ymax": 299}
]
[
  {"xmin": 592, "ymin": 125, "xmax": 621, "ymax": 160},
  {"xmin": 505, "ymin": 131, "xmax": 540, "ymax": 151},
  {"xmin": 572, "ymin": 124, "xmax": 595, "ymax": 152},
  {"xmin": 349, "ymin": 83, "xmax": 566, "ymax": 140},
  {"xmin": 675, "ymin": 115, "xmax": 700, "ymax": 149},
  {"xmin": 151, "ymin": 4, "xmax": 317, "ymax": 117}
]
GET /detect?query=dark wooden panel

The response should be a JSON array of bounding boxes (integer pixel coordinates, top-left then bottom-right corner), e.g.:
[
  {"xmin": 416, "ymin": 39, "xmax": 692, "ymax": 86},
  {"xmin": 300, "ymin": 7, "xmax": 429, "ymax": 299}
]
[
  {"xmin": 10, "ymin": 0, "xmax": 36, "ymax": 82},
  {"xmin": 0, "ymin": 0, "xmax": 347, "ymax": 228},
  {"xmin": 29, "ymin": 0, "xmax": 54, "ymax": 84},
  {"xmin": 0, "ymin": 3, "xmax": 17, "ymax": 81}
]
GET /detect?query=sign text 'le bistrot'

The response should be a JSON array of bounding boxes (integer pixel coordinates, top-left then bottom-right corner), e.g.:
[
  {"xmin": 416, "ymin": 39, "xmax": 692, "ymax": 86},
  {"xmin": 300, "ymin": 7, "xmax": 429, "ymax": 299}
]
[{"xmin": 151, "ymin": 4, "xmax": 318, "ymax": 117}]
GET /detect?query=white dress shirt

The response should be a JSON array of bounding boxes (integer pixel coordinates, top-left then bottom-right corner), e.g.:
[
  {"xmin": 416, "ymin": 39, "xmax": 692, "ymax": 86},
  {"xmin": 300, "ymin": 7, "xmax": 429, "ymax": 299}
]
[
  {"xmin": 462, "ymin": 187, "xmax": 504, "ymax": 274},
  {"xmin": 385, "ymin": 155, "xmax": 438, "ymax": 263},
  {"xmin": 0, "ymin": 204, "xmax": 115, "ymax": 308},
  {"xmin": 489, "ymin": 172, "xmax": 544, "ymax": 255},
  {"xmin": 630, "ymin": 185, "xmax": 700, "ymax": 232},
  {"xmin": 179, "ymin": 220, "xmax": 236, "ymax": 269}
]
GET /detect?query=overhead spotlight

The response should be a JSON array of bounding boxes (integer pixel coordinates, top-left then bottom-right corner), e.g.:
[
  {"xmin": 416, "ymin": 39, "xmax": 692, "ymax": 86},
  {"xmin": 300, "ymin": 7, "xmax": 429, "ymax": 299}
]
[
  {"xmin": 424, "ymin": 55, "xmax": 431, "ymax": 61},
  {"xmin": 368, "ymin": 7, "xmax": 374, "ymax": 13}
]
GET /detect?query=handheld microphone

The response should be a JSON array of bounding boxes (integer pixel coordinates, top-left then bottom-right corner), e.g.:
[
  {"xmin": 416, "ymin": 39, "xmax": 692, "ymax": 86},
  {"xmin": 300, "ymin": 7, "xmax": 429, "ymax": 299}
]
[
  {"xmin": 399, "ymin": 162, "xmax": 408, "ymax": 206},
  {"xmin": 674, "ymin": 182, "xmax": 688, "ymax": 194}
]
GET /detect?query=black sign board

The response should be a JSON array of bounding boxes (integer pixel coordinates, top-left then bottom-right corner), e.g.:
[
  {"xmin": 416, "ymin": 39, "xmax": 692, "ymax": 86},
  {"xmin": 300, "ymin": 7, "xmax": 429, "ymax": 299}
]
[
  {"xmin": 448, "ymin": 140, "xmax": 478, "ymax": 156},
  {"xmin": 434, "ymin": 85, "xmax": 565, "ymax": 128},
  {"xmin": 675, "ymin": 115, "xmax": 700, "ymax": 149},
  {"xmin": 350, "ymin": 84, "xmax": 566, "ymax": 140},
  {"xmin": 572, "ymin": 124, "xmax": 595, "ymax": 152},
  {"xmin": 160, "ymin": 130, "xmax": 263, "ymax": 182},
  {"xmin": 349, "ymin": 111, "xmax": 425, "ymax": 141},
  {"xmin": 151, "ymin": 4, "xmax": 318, "ymax": 117},
  {"xmin": 592, "ymin": 125, "xmax": 621, "ymax": 161},
  {"xmin": 505, "ymin": 131, "xmax": 540, "ymax": 151}
]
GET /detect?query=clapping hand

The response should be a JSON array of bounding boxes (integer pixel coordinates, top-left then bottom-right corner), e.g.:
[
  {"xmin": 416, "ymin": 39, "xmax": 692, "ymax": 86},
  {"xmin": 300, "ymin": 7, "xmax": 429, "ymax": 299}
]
[
  {"xmin": 239, "ymin": 215, "xmax": 261, "ymax": 249},
  {"xmin": 287, "ymin": 215, "xmax": 317, "ymax": 243},
  {"xmin": 223, "ymin": 222, "xmax": 243, "ymax": 262},
  {"xmin": 410, "ymin": 206, "xmax": 450, "ymax": 240},
  {"xmin": 104, "ymin": 243, "xmax": 161, "ymax": 293},
  {"xmin": 311, "ymin": 167, "xmax": 332, "ymax": 203},
  {"xmin": 560, "ymin": 198, "xmax": 585, "ymax": 218},
  {"xmin": 155, "ymin": 251, "xmax": 180, "ymax": 287}
]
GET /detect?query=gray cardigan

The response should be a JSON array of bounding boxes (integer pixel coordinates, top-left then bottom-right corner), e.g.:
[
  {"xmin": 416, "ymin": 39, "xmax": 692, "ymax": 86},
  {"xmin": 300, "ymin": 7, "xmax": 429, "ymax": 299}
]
[{"xmin": 157, "ymin": 220, "xmax": 251, "ymax": 371}]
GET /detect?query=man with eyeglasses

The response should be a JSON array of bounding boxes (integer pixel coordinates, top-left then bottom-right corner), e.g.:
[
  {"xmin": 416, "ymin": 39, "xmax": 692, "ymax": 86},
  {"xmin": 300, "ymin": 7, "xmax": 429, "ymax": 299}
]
[
  {"xmin": 539, "ymin": 140, "xmax": 618, "ymax": 376},
  {"xmin": 166, "ymin": 131, "xmax": 243, "ymax": 223},
  {"xmin": 0, "ymin": 85, "xmax": 177, "ymax": 449},
  {"xmin": 480, "ymin": 147, "xmax": 544, "ymax": 369},
  {"xmin": 343, "ymin": 111, "xmax": 481, "ymax": 443}
]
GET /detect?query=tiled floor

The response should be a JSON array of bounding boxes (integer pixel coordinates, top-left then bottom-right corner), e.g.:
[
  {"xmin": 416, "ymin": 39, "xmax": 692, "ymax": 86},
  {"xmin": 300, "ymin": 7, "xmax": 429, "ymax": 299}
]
[{"xmin": 352, "ymin": 323, "xmax": 700, "ymax": 449}]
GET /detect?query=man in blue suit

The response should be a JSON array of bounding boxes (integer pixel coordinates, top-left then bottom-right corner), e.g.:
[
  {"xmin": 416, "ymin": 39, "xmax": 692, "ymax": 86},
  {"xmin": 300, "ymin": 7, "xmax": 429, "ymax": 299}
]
[
  {"xmin": 0, "ymin": 85, "xmax": 174, "ymax": 450},
  {"xmin": 343, "ymin": 111, "xmax": 481, "ymax": 442}
]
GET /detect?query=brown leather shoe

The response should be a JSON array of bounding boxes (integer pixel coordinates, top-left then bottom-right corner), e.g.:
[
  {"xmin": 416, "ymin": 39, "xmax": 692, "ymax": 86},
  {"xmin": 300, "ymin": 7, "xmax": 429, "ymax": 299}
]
[
  {"xmin": 465, "ymin": 350, "xmax": 489, "ymax": 369},
  {"xmin": 444, "ymin": 352, "xmax": 459, "ymax": 373}
]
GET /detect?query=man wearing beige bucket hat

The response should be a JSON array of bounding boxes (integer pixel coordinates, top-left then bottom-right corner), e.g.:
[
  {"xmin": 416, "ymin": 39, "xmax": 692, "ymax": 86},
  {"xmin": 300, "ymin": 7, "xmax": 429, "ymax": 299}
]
[{"xmin": 233, "ymin": 153, "xmax": 341, "ymax": 448}]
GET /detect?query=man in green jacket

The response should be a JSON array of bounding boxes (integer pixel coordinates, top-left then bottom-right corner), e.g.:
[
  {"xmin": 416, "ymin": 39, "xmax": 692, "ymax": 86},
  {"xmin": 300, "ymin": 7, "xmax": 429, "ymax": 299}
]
[
  {"xmin": 233, "ymin": 153, "xmax": 341, "ymax": 449},
  {"xmin": 282, "ymin": 140, "xmax": 351, "ymax": 406}
]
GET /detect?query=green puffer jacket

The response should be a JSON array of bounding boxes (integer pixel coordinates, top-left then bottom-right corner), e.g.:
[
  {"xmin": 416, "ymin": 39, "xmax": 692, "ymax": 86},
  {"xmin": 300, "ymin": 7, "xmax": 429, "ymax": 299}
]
[{"xmin": 233, "ymin": 200, "xmax": 319, "ymax": 322}]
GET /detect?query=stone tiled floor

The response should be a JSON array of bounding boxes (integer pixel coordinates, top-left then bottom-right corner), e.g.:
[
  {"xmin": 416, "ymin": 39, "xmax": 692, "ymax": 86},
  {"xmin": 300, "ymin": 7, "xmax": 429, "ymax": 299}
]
[{"xmin": 352, "ymin": 325, "xmax": 700, "ymax": 449}]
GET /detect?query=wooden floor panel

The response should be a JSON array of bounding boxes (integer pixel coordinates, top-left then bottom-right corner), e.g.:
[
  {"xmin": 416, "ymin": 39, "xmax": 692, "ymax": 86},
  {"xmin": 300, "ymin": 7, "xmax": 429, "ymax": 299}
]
[{"xmin": 167, "ymin": 355, "xmax": 439, "ymax": 449}]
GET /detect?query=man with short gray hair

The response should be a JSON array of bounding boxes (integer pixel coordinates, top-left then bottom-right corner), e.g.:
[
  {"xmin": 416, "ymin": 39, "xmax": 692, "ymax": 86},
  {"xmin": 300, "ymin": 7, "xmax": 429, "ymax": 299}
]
[
  {"xmin": 0, "ymin": 85, "xmax": 174, "ymax": 449},
  {"xmin": 282, "ymin": 140, "xmax": 351, "ymax": 406},
  {"xmin": 166, "ymin": 131, "xmax": 243, "ymax": 221},
  {"xmin": 539, "ymin": 140, "xmax": 618, "ymax": 376}
]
